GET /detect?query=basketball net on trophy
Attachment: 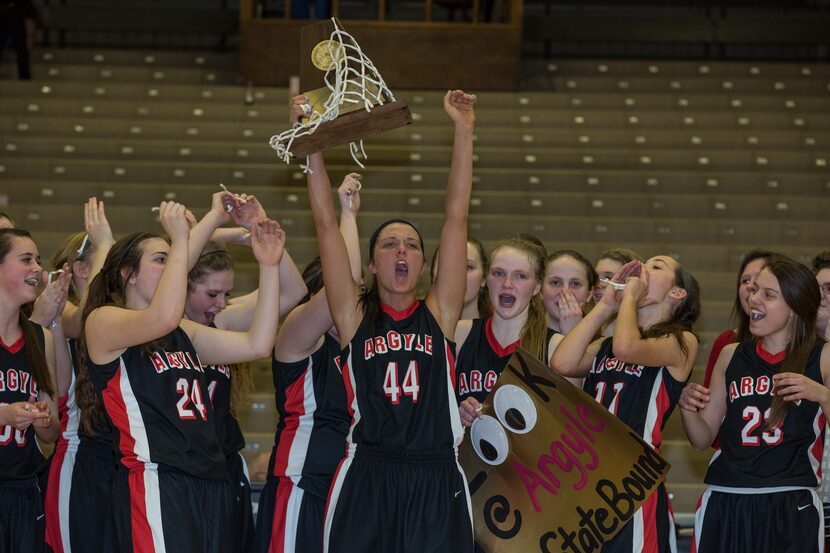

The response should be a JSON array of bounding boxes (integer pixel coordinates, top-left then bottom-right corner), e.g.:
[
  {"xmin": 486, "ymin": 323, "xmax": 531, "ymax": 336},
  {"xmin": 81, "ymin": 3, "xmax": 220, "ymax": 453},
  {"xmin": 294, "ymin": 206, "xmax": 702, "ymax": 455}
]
[{"xmin": 269, "ymin": 18, "xmax": 412, "ymax": 172}]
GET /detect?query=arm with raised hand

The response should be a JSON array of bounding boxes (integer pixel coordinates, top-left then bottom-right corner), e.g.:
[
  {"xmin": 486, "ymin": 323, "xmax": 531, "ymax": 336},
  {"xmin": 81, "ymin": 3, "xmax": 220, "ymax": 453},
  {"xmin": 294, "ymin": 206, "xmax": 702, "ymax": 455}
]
[
  {"xmin": 276, "ymin": 172, "xmax": 365, "ymax": 363},
  {"xmin": 338, "ymin": 172, "xmax": 364, "ymax": 285},
  {"xmin": 183, "ymin": 219, "xmax": 283, "ymax": 364},
  {"xmin": 296, "ymin": 97, "xmax": 362, "ymax": 346},
  {"xmin": 187, "ymin": 191, "xmax": 234, "ymax": 269},
  {"xmin": 550, "ymin": 264, "xmax": 636, "ymax": 377},
  {"xmin": 85, "ymin": 202, "xmax": 191, "ymax": 364},
  {"xmin": 612, "ymin": 264, "xmax": 698, "ymax": 382},
  {"xmin": 425, "ymin": 90, "xmax": 476, "ymax": 338},
  {"xmin": 213, "ymin": 191, "xmax": 307, "ymax": 328},
  {"xmin": 62, "ymin": 197, "xmax": 115, "ymax": 338}
]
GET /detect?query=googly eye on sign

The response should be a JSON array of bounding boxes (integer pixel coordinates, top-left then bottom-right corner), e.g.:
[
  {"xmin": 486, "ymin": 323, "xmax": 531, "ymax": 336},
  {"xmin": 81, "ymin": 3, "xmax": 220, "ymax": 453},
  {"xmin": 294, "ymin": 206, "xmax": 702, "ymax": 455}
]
[{"xmin": 459, "ymin": 348, "xmax": 671, "ymax": 553}]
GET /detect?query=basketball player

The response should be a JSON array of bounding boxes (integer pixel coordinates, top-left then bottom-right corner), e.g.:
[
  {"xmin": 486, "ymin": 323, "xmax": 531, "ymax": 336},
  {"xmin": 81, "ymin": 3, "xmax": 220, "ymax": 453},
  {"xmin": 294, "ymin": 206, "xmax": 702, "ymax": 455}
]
[
  {"xmin": 44, "ymin": 197, "xmax": 119, "ymax": 553},
  {"xmin": 256, "ymin": 174, "xmax": 362, "ymax": 553},
  {"xmin": 303, "ymin": 90, "xmax": 477, "ymax": 553},
  {"xmin": 552, "ymin": 256, "xmax": 700, "ymax": 552},
  {"xmin": 183, "ymin": 190, "xmax": 307, "ymax": 553},
  {"xmin": 0, "ymin": 228, "xmax": 61, "ymax": 551},
  {"xmin": 456, "ymin": 235, "xmax": 548, "ymax": 425},
  {"xmin": 76, "ymin": 201, "xmax": 284, "ymax": 553},
  {"xmin": 681, "ymin": 255, "xmax": 828, "ymax": 553}
]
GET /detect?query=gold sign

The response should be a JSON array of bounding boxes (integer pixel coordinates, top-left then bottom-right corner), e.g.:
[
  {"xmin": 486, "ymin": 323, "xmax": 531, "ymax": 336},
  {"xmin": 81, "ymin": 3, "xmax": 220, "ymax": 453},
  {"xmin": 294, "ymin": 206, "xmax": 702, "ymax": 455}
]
[{"xmin": 459, "ymin": 348, "xmax": 671, "ymax": 553}]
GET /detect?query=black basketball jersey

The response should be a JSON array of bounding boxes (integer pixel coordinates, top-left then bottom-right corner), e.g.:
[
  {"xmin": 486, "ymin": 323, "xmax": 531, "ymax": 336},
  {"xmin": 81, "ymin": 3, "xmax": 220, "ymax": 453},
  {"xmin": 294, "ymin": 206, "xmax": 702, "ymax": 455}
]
[
  {"xmin": 341, "ymin": 301, "xmax": 463, "ymax": 451},
  {"xmin": 56, "ymin": 339, "xmax": 113, "ymax": 455},
  {"xmin": 455, "ymin": 317, "xmax": 519, "ymax": 404},
  {"xmin": 269, "ymin": 333, "xmax": 349, "ymax": 498},
  {"xmin": 0, "ymin": 323, "xmax": 46, "ymax": 480},
  {"xmin": 87, "ymin": 327, "xmax": 226, "ymax": 480},
  {"xmin": 584, "ymin": 337, "xmax": 686, "ymax": 448},
  {"xmin": 705, "ymin": 339, "xmax": 826, "ymax": 488},
  {"xmin": 203, "ymin": 323, "xmax": 245, "ymax": 457}
]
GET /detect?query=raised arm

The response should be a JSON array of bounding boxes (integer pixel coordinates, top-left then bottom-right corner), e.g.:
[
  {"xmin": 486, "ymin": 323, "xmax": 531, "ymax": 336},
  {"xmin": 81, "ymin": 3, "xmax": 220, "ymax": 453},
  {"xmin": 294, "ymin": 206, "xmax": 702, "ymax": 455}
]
[
  {"xmin": 425, "ymin": 90, "xmax": 476, "ymax": 338},
  {"xmin": 681, "ymin": 343, "xmax": 732, "ymax": 450},
  {"xmin": 307, "ymin": 152, "xmax": 363, "ymax": 347},
  {"xmin": 612, "ymin": 267, "xmax": 698, "ymax": 382},
  {"xmin": 210, "ymin": 191, "xmax": 307, "ymax": 329},
  {"xmin": 63, "ymin": 197, "xmax": 115, "ymax": 338},
  {"xmin": 85, "ymin": 202, "xmax": 191, "ymax": 364},
  {"xmin": 211, "ymin": 226, "xmax": 251, "ymax": 247},
  {"xmin": 187, "ymin": 191, "xmax": 233, "ymax": 269},
  {"xmin": 276, "ymin": 174, "xmax": 365, "ymax": 362},
  {"xmin": 183, "ymin": 218, "xmax": 283, "ymax": 365},
  {"xmin": 214, "ymin": 247, "xmax": 307, "ymax": 331},
  {"xmin": 338, "ymin": 172, "xmax": 364, "ymax": 284},
  {"xmin": 552, "ymin": 261, "xmax": 639, "ymax": 377}
]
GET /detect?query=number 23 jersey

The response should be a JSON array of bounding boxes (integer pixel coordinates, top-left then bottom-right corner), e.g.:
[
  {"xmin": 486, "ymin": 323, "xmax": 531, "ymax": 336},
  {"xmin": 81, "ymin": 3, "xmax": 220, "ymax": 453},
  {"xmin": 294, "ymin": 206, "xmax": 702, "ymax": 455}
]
[
  {"xmin": 340, "ymin": 300, "xmax": 463, "ymax": 451},
  {"xmin": 705, "ymin": 339, "xmax": 825, "ymax": 488}
]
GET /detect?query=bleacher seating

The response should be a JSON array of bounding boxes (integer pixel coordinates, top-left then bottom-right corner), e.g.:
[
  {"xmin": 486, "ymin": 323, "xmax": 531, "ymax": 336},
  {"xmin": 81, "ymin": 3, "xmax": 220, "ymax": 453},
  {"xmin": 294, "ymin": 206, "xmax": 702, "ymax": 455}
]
[{"xmin": 2, "ymin": 47, "xmax": 829, "ymax": 521}]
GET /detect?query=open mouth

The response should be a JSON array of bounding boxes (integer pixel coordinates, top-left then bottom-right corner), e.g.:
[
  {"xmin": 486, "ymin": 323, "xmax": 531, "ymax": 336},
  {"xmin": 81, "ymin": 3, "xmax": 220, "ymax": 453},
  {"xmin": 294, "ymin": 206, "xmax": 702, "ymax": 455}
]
[
  {"xmin": 24, "ymin": 276, "xmax": 39, "ymax": 287},
  {"xmin": 204, "ymin": 312, "xmax": 216, "ymax": 324},
  {"xmin": 499, "ymin": 294, "xmax": 516, "ymax": 308},
  {"xmin": 750, "ymin": 309, "xmax": 765, "ymax": 321},
  {"xmin": 395, "ymin": 260, "xmax": 409, "ymax": 281}
]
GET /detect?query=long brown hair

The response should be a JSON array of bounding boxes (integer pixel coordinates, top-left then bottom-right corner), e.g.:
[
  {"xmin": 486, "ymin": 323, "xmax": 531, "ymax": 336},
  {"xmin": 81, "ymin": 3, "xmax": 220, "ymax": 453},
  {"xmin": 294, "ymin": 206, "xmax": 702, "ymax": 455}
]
[
  {"xmin": 763, "ymin": 256, "xmax": 820, "ymax": 428},
  {"xmin": 0, "ymin": 229, "xmax": 55, "ymax": 397},
  {"xmin": 640, "ymin": 260, "xmax": 701, "ymax": 364},
  {"xmin": 76, "ymin": 232, "xmax": 162, "ymax": 435},
  {"xmin": 188, "ymin": 243, "xmax": 252, "ymax": 416},
  {"xmin": 489, "ymin": 235, "xmax": 548, "ymax": 362}
]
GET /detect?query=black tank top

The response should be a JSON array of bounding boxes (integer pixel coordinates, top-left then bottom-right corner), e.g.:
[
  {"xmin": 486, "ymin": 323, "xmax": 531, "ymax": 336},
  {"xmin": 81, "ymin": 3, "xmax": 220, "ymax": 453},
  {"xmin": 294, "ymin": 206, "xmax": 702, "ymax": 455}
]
[
  {"xmin": 584, "ymin": 337, "xmax": 686, "ymax": 449},
  {"xmin": 341, "ymin": 301, "xmax": 463, "ymax": 452},
  {"xmin": 269, "ymin": 333, "xmax": 349, "ymax": 498},
  {"xmin": 455, "ymin": 317, "xmax": 519, "ymax": 404},
  {"xmin": 0, "ymin": 323, "xmax": 47, "ymax": 480},
  {"xmin": 87, "ymin": 327, "xmax": 225, "ymax": 479},
  {"xmin": 705, "ymin": 340, "xmax": 825, "ymax": 488},
  {"xmin": 58, "ymin": 339, "xmax": 113, "ymax": 454},
  {"xmin": 203, "ymin": 323, "xmax": 245, "ymax": 457}
]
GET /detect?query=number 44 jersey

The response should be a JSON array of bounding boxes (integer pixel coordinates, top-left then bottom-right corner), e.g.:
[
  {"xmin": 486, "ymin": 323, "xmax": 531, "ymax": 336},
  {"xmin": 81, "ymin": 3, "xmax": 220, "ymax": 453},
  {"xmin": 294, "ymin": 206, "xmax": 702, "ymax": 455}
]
[
  {"xmin": 705, "ymin": 339, "xmax": 826, "ymax": 489},
  {"xmin": 340, "ymin": 301, "xmax": 463, "ymax": 452},
  {"xmin": 88, "ymin": 327, "xmax": 226, "ymax": 480}
]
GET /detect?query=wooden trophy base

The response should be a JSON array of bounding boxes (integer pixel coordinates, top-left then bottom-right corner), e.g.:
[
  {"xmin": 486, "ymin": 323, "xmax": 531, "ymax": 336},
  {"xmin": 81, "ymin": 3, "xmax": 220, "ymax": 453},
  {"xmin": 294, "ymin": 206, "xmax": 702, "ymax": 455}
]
[{"xmin": 288, "ymin": 100, "xmax": 411, "ymax": 158}]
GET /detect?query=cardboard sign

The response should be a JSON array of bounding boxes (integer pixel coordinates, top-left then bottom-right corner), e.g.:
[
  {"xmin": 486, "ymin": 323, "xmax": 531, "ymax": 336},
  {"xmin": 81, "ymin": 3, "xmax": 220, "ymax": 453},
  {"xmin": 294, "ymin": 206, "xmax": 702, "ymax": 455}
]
[{"xmin": 459, "ymin": 348, "xmax": 671, "ymax": 553}]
